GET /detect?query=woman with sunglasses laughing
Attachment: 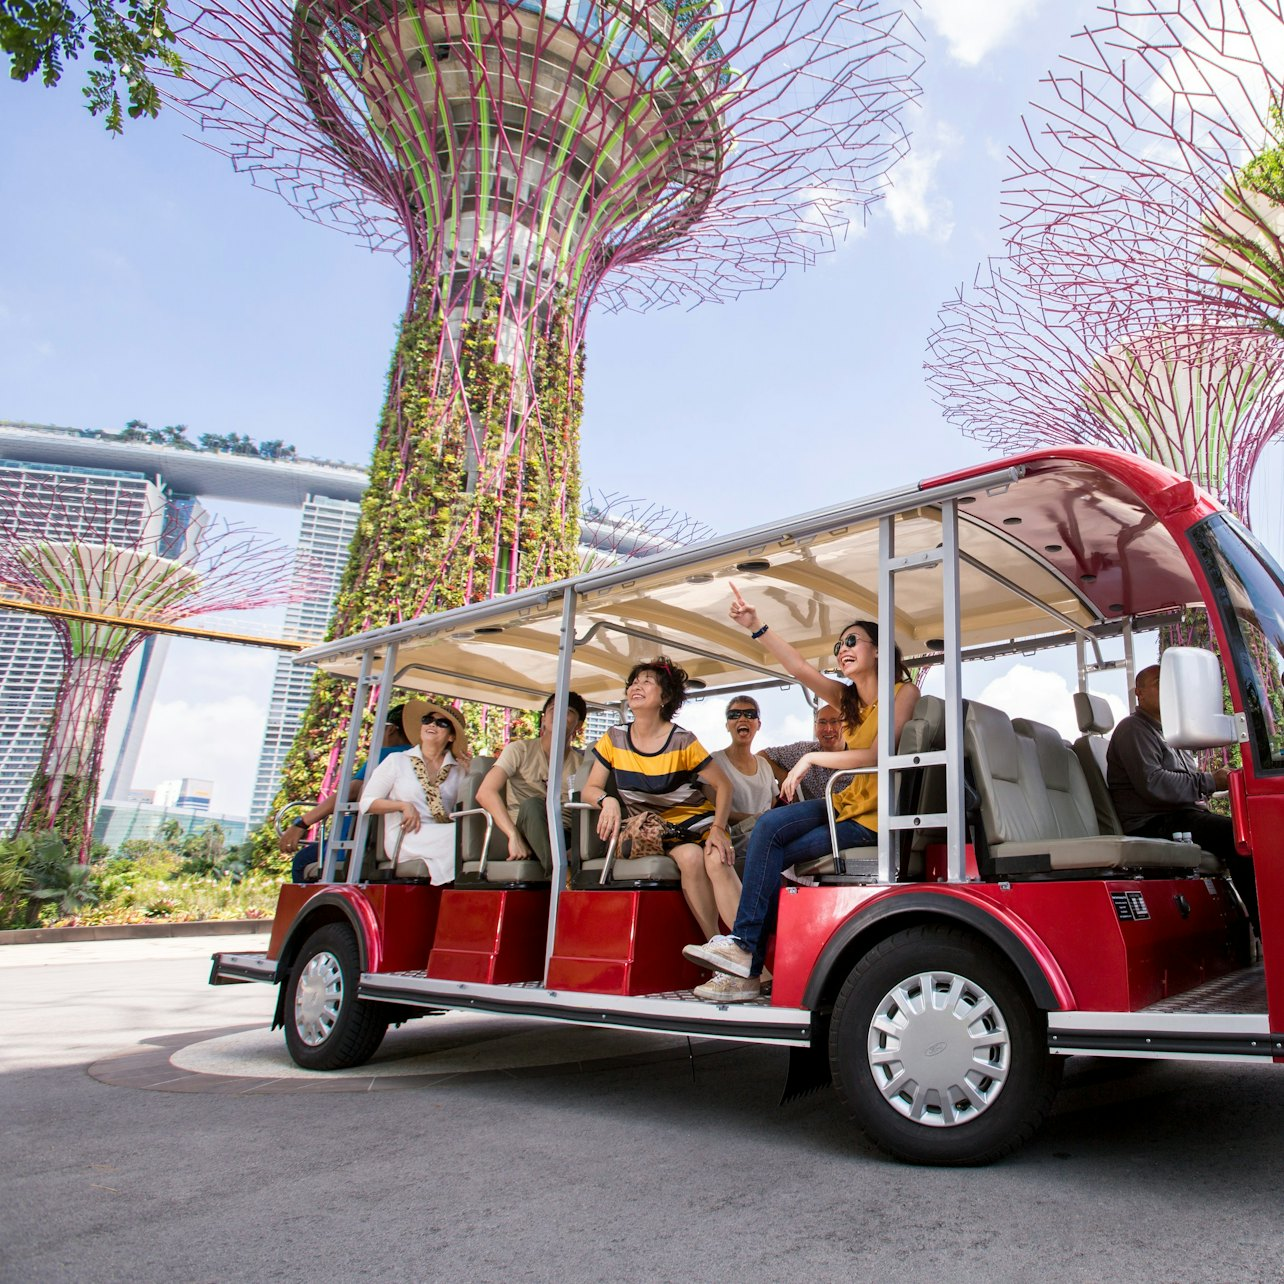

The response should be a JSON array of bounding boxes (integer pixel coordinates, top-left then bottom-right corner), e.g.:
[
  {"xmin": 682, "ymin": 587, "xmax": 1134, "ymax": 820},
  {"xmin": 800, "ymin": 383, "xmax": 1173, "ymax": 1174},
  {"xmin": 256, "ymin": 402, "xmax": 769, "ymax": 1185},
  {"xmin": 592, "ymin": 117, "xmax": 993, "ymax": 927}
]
[
  {"xmin": 683, "ymin": 585, "xmax": 918, "ymax": 1002},
  {"xmin": 710, "ymin": 695, "xmax": 778, "ymax": 855},
  {"xmin": 359, "ymin": 699, "xmax": 471, "ymax": 884}
]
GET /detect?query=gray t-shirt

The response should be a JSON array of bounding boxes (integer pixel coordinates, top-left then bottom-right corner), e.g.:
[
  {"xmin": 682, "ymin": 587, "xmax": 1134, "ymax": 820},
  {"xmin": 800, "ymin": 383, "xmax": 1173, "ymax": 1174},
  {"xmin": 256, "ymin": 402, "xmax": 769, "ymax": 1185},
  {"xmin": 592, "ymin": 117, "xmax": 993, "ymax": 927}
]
[{"xmin": 711, "ymin": 749, "xmax": 778, "ymax": 818}]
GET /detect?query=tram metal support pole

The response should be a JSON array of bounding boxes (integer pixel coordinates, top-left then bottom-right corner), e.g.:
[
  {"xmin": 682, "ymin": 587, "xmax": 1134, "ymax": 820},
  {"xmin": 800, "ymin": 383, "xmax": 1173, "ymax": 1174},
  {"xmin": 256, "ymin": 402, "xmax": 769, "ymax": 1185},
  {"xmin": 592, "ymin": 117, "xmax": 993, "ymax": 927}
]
[
  {"xmin": 322, "ymin": 646, "xmax": 372, "ymax": 883},
  {"xmin": 345, "ymin": 641, "xmax": 397, "ymax": 885},
  {"xmin": 543, "ymin": 589, "xmax": 577, "ymax": 978},
  {"xmin": 940, "ymin": 501, "xmax": 966, "ymax": 881},
  {"xmin": 878, "ymin": 516, "xmax": 895, "ymax": 883}
]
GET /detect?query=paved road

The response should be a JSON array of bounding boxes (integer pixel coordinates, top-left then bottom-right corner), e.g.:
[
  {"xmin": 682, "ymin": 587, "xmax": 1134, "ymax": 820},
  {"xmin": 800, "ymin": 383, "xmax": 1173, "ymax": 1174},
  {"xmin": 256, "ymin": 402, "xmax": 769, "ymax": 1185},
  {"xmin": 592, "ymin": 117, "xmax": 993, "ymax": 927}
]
[{"xmin": 3, "ymin": 934, "xmax": 1284, "ymax": 1283}]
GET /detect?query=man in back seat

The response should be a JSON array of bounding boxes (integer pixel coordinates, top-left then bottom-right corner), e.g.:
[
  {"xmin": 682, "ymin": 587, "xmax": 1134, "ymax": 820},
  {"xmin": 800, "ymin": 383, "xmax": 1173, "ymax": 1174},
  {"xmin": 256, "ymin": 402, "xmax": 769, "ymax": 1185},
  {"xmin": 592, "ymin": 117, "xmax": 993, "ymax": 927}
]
[
  {"xmin": 1107, "ymin": 664, "xmax": 1258, "ymax": 930},
  {"xmin": 474, "ymin": 690, "xmax": 587, "ymax": 873}
]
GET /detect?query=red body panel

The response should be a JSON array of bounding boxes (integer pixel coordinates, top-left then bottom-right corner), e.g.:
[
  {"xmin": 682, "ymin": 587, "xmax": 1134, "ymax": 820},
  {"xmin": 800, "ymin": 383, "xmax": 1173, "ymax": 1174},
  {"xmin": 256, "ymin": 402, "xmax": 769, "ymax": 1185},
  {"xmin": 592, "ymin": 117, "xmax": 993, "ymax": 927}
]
[
  {"xmin": 267, "ymin": 884, "xmax": 328, "ymax": 960},
  {"xmin": 266, "ymin": 882, "xmax": 442, "ymax": 974},
  {"xmin": 427, "ymin": 888, "xmax": 551, "ymax": 984},
  {"xmin": 547, "ymin": 890, "xmax": 705, "ymax": 995},
  {"xmin": 773, "ymin": 879, "xmax": 1242, "ymax": 1012}
]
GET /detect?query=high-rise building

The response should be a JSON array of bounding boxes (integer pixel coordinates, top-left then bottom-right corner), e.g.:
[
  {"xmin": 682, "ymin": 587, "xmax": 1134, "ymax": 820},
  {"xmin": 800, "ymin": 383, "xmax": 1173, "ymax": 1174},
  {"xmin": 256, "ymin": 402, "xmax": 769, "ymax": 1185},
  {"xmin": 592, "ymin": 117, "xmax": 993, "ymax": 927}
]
[
  {"xmin": 249, "ymin": 494, "xmax": 361, "ymax": 822},
  {"xmin": 0, "ymin": 421, "xmax": 366, "ymax": 833},
  {"xmin": 153, "ymin": 777, "xmax": 214, "ymax": 812},
  {"xmin": 0, "ymin": 457, "xmax": 202, "ymax": 834}
]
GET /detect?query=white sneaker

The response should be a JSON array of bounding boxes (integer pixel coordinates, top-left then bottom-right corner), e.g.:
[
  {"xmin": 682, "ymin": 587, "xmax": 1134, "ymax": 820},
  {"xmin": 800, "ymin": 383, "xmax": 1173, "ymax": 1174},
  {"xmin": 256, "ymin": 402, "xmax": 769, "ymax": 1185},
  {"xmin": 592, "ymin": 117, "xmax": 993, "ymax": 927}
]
[
  {"xmin": 682, "ymin": 934, "xmax": 753, "ymax": 978},
  {"xmin": 693, "ymin": 972, "xmax": 761, "ymax": 1003}
]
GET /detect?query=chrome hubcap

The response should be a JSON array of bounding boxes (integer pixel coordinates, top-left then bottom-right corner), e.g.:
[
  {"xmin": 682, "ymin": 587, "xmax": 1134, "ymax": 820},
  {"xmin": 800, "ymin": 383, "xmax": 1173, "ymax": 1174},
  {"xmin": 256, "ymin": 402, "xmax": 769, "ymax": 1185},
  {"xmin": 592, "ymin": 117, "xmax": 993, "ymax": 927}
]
[
  {"xmin": 866, "ymin": 969, "xmax": 1010, "ymax": 1127},
  {"xmin": 294, "ymin": 950, "xmax": 343, "ymax": 1047}
]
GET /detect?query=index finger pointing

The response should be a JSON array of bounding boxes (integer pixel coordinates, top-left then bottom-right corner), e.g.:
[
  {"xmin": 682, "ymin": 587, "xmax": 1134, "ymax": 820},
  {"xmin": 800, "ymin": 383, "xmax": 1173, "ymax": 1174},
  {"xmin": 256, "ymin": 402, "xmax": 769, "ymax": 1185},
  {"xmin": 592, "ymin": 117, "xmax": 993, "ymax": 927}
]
[{"xmin": 730, "ymin": 581, "xmax": 746, "ymax": 606}]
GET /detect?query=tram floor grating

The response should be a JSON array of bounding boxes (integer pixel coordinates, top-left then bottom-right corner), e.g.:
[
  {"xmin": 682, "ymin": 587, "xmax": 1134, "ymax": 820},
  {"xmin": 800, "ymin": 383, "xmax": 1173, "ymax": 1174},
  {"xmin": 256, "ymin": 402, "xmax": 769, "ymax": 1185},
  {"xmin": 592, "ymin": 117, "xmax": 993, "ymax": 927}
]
[{"xmin": 1143, "ymin": 962, "xmax": 1267, "ymax": 1015}]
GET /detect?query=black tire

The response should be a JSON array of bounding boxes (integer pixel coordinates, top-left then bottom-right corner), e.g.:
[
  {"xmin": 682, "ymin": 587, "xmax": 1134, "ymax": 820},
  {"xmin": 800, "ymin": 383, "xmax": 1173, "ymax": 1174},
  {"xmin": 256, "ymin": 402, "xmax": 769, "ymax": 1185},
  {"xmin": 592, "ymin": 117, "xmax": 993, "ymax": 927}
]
[
  {"xmin": 830, "ymin": 924, "xmax": 1062, "ymax": 1165},
  {"xmin": 283, "ymin": 923, "xmax": 388, "ymax": 1071}
]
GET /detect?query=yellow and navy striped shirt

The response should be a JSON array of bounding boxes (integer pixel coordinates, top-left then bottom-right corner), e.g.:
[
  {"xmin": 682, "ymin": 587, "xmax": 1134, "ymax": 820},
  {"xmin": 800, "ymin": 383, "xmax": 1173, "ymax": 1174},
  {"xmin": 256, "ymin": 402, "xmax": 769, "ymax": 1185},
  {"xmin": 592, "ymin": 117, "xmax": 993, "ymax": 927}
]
[{"xmin": 593, "ymin": 724, "xmax": 715, "ymax": 837}]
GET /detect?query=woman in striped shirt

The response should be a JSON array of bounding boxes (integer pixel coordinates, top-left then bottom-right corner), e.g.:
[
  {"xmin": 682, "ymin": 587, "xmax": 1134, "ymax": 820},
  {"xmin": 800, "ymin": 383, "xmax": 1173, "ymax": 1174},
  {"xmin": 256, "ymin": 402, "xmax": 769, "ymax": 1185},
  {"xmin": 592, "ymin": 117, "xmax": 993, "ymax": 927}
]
[{"xmin": 582, "ymin": 657, "xmax": 737, "ymax": 940}]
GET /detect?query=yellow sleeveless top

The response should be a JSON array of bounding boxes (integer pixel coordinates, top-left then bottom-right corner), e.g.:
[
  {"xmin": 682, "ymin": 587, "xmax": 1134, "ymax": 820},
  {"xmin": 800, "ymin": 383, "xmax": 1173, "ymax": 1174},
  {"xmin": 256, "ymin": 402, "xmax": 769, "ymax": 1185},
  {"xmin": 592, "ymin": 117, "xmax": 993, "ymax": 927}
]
[{"xmin": 832, "ymin": 682, "xmax": 907, "ymax": 831}]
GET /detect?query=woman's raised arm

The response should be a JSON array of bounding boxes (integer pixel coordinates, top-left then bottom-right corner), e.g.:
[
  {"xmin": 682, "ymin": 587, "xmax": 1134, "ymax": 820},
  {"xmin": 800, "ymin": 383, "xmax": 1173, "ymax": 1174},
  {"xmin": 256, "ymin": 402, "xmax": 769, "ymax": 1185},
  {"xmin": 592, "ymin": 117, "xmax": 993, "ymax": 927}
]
[{"xmin": 728, "ymin": 582, "xmax": 848, "ymax": 708}]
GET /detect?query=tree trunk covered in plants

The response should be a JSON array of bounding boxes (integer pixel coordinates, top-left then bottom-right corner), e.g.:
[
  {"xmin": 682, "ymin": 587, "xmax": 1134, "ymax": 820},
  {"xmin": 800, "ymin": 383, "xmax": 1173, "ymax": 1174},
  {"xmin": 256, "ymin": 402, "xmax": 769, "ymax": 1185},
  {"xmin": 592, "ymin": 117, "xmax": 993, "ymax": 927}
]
[
  {"xmin": 267, "ymin": 283, "xmax": 584, "ymax": 833},
  {"xmin": 19, "ymin": 646, "xmax": 134, "ymax": 863}
]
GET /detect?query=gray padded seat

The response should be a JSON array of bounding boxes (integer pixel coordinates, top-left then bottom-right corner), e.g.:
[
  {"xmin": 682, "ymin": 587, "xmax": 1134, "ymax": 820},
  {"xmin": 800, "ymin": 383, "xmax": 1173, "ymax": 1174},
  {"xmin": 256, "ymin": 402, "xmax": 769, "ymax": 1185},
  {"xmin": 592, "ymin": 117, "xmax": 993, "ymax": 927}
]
[
  {"xmin": 965, "ymin": 701, "xmax": 1211, "ymax": 875},
  {"xmin": 570, "ymin": 794, "xmax": 681, "ymax": 886},
  {"xmin": 791, "ymin": 694, "xmax": 946, "ymax": 882},
  {"xmin": 454, "ymin": 755, "xmax": 553, "ymax": 885},
  {"xmin": 1071, "ymin": 692, "xmax": 1123, "ymax": 835}
]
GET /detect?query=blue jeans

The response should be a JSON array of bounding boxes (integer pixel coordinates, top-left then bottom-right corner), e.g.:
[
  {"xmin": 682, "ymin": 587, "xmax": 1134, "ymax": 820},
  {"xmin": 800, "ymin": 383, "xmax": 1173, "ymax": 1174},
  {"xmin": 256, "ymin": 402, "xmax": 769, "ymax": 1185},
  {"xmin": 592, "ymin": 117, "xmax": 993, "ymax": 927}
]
[
  {"xmin": 291, "ymin": 842, "xmax": 321, "ymax": 883},
  {"xmin": 731, "ymin": 798, "xmax": 875, "ymax": 975}
]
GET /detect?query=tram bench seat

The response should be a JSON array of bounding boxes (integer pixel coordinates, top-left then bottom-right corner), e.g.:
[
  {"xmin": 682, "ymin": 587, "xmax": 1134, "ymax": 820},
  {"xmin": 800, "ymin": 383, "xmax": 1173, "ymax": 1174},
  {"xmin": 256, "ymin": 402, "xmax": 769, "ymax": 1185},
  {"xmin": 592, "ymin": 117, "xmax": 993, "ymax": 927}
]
[
  {"xmin": 964, "ymin": 701, "xmax": 1214, "ymax": 876},
  {"xmin": 452, "ymin": 756, "xmax": 551, "ymax": 886},
  {"xmin": 568, "ymin": 797, "xmax": 682, "ymax": 888}
]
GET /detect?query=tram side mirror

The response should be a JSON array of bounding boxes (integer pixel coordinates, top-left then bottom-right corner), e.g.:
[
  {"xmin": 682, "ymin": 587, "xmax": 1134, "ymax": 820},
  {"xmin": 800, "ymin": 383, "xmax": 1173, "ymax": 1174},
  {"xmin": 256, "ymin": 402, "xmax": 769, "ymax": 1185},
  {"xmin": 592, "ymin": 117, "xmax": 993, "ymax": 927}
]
[{"xmin": 1160, "ymin": 647, "xmax": 1236, "ymax": 749}]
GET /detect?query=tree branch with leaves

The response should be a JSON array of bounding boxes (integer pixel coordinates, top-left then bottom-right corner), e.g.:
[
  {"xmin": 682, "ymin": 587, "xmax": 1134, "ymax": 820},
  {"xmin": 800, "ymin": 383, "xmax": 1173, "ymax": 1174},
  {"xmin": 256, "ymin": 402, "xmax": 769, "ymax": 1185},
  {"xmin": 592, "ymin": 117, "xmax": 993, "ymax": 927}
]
[{"xmin": 1, "ymin": 0, "xmax": 184, "ymax": 133}]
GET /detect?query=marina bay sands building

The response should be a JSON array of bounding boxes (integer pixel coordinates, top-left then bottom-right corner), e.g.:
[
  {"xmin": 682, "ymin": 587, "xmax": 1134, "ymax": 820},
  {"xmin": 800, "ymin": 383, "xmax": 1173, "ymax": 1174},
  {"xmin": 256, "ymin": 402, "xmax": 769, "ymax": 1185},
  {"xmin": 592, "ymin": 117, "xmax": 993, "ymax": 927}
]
[{"xmin": 0, "ymin": 422, "xmax": 364, "ymax": 834}]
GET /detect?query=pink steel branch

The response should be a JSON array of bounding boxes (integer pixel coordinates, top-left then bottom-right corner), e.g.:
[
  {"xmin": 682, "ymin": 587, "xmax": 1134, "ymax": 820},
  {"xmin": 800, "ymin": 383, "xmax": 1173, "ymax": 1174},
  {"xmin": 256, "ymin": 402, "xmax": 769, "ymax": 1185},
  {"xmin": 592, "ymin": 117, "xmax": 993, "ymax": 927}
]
[
  {"xmin": 1003, "ymin": 0, "xmax": 1284, "ymax": 339},
  {"xmin": 162, "ymin": 0, "xmax": 923, "ymax": 606},
  {"xmin": 169, "ymin": 0, "xmax": 922, "ymax": 311},
  {"xmin": 924, "ymin": 260, "xmax": 1284, "ymax": 522}
]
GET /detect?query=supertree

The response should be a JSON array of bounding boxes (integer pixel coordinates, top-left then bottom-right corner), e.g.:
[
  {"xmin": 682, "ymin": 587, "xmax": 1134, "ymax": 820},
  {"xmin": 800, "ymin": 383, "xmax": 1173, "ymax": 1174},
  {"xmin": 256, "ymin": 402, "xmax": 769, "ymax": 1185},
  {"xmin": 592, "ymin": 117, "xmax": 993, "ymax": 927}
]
[
  {"xmin": 1002, "ymin": 0, "xmax": 1284, "ymax": 340},
  {"xmin": 162, "ymin": 0, "xmax": 923, "ymax": 803},
  {"xmin": 0, "ymin": 476, "xmax": 307, "ymax": 861},
  {"xmin": 925, "ymin": 261, "xmax": 1284, "ymax": 523},
  {"xmin": 579, "ymin": 487, "xmax": 714, "ymax": 570}
]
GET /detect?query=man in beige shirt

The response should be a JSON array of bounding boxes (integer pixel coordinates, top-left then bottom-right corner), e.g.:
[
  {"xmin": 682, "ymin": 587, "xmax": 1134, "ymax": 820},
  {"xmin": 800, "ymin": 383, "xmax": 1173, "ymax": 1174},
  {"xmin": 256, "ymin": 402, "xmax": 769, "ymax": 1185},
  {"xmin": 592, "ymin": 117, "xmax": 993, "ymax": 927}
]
[{"xmin": 475, "ymin": 691, "xmax": 587, "ymax": 871}]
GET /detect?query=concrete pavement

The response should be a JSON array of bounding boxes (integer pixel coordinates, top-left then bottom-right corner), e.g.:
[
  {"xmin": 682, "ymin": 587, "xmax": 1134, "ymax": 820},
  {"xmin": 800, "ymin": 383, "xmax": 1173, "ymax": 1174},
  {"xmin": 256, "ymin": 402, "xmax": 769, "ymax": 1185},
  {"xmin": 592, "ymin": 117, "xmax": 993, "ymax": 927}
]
[{"xmin": 4, "ymin": 934, "xmax": 1284, "ymax": 1282}]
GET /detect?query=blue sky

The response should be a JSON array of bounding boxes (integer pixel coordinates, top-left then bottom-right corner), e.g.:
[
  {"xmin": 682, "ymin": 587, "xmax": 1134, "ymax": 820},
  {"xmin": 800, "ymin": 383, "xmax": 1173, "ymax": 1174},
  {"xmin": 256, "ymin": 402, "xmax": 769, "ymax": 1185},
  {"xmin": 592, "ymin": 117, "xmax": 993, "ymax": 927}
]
[{"xmin": 4, "ymin": 0, "xmax": 1275, "ymax": 814}]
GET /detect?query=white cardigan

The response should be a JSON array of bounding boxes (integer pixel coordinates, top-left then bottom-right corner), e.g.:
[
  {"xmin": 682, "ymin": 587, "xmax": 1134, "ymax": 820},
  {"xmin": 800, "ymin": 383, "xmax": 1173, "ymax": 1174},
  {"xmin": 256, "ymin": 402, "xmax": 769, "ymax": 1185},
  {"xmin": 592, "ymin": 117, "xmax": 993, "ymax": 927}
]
[{"xmin": 359, "ymin": 747, "xmax": 464, "ymax": 885}]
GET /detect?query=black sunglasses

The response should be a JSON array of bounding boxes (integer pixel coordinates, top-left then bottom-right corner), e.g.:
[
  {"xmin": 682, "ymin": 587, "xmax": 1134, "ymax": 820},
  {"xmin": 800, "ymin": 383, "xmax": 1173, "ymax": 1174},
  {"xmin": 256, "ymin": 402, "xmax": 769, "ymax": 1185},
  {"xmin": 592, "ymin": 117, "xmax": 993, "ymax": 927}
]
[
  {"xmin": 727, "ymin": 709, "xmax": 759, "ymax": 720},
  {"xmin": 422, "ymin": 716, "xmax": 454, "ymax": 731},
  {"xmin": 832, "ymin": 633, "xmax": 871, "ymax": 656}
]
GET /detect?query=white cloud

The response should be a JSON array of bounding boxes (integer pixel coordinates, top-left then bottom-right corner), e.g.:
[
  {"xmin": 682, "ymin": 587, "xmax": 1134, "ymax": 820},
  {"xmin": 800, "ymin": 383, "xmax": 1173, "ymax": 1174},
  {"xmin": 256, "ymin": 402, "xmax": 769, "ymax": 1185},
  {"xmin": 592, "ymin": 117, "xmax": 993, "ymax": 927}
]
[
  {"xmin": 130, "ymin": 643, "xmax": 277, "ymax": 816},
  {"xmin": 919, "ymin": 0, "xmax": 1044, "ymax": 66},
  {"xmin": 883, "ymin": 122, "xmax": 959, "ymax": 242},
  {"xmin": 132, "ymin": 693, "xmax": 270, "ymax": 817},
  {"xmin": 975, "ymin": 664, "xmax": 1126, "ymax": 741}
]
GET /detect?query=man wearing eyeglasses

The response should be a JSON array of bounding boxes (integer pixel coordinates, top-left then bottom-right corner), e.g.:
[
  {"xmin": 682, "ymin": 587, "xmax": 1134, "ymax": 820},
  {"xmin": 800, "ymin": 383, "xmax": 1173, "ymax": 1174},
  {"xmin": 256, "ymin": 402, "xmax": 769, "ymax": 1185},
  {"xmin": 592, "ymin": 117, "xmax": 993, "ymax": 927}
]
[
  {"xmin": 757, "ymin": 703, "xmax": 845, "ymax": 803},
  {"xmin": 475, "ymin": 691, "xmax": 588, "ymax": 872}
]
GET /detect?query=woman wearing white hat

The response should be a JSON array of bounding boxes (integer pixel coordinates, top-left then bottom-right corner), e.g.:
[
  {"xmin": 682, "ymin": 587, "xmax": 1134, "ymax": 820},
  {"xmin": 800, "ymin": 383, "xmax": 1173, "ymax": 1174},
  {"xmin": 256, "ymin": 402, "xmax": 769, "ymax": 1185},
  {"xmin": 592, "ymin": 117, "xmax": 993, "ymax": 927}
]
[{"xmin": 359, "ymin": 699, "xmax": 470, "ymax": 883}]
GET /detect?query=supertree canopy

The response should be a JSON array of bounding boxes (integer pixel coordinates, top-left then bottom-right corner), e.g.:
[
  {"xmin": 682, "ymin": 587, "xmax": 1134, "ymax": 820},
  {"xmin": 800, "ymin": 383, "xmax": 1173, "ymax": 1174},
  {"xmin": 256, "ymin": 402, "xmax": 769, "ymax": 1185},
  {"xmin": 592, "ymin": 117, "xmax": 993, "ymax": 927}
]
[
  {"xmin": 579, "ymin": 487, "xmax": 714, "ymax": 570},
  {"xmin": 925, "ymin": 262, "xmax": 1284, "ymax": 523},
  {"xmin": 165, "ymin": 0, "xmax": 923, "ymax": 804},
  {"xmin": 1002, "ymin": 0, "xmax": 1284, "ymax": 339},
  {"xmin": 0, "ymin": 477, "xmax": 305, "ymax": 861}
]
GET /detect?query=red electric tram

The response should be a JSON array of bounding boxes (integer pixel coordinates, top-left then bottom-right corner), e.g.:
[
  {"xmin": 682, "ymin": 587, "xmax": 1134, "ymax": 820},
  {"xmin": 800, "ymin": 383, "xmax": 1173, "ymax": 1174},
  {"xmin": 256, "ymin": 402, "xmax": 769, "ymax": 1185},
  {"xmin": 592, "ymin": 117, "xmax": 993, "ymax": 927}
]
[{"xmin": 212, "ymin": 447, "xmax": 1284, "ymax": 1164}]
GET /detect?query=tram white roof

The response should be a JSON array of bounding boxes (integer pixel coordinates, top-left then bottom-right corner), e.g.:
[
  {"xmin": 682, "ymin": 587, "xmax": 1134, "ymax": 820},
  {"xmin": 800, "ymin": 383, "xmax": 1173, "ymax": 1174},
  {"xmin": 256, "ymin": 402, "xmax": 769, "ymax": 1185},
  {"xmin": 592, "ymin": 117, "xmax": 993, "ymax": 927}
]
[{"xmin": 299, "ymin": 451, "xmax": 1210, "ymax": 710}]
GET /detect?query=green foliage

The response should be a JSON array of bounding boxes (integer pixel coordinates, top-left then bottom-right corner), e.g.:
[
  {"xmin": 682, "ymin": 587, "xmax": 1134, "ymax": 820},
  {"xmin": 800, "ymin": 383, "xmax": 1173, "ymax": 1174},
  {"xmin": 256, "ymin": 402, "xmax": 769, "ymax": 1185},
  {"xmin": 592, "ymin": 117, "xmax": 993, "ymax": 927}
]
[
  {"xmin": 76, "ymin": 420, "xmax": 299, "ymax": 459},
  {"xmin": 21, "ymin": 767, "xmax": 97, "ymax": 863},
  {"xmin": 0, "ymin": 830, "xmax": 100, "ymax": 927},
  {"xmin": 1241, "ymin": 101, "xmax": 1284, "ymax": 206},
  {"xmin": 0, "ymin": 0, "xmax": 185, "ymax": 134},
  {"xmin": 0, "ymin": 821, "xmax": 287, "ymax": 929},
  {"xmin": 267, "ymin": 280, "xmax": 585, "ymax": 821}
]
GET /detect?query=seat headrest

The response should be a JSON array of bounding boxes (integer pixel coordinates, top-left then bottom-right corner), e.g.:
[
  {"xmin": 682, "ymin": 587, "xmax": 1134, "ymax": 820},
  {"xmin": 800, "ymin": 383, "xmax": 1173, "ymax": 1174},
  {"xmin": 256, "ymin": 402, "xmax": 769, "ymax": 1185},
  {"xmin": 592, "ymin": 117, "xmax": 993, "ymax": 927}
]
[
  {"xmin": 964, "ymin": 701, "xmax": 1021, "ymax": 782},
  {"xmin": 1012, "ymin": 718, "xmax": 1071, "ymax": 789},
  {"xmin": 1073, "ymin": 691, "xmax": 1114, "ymax": 736},
  {"xmin": 912, "ymin": 695, "xmax": 946, "ymax": 743}
]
